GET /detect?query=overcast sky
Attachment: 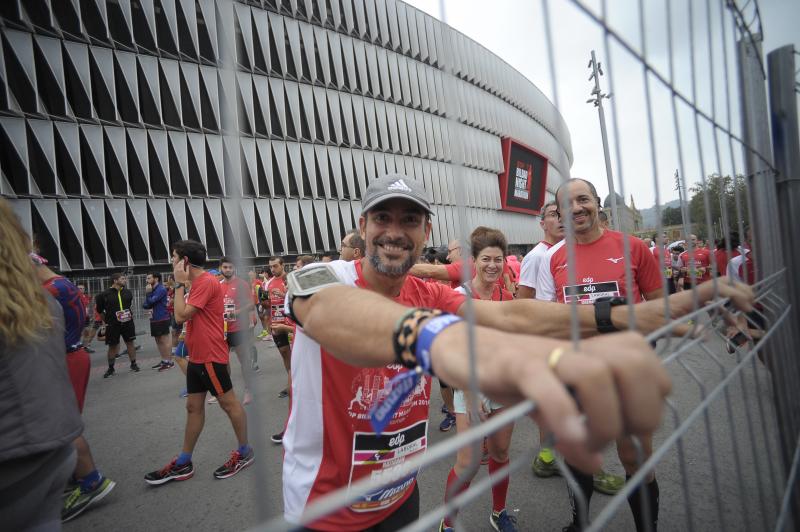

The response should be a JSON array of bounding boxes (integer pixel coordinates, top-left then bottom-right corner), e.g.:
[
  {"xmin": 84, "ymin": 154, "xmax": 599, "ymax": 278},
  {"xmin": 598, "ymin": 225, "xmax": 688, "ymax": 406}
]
[{"xmin": 405, "ymin": 0, "xmax": 799, "ymax": 209}]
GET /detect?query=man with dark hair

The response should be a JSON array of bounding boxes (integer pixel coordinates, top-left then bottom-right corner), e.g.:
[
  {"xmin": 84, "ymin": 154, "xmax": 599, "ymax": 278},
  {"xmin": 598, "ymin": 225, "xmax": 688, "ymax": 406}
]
[
  {"xmin": 144, "ymin": 272, "xmax": 173, "ymax": 371},
  {"xmin": 266, "ymin": 256, "xmax": 294, "ymax": 420},
  {"xmin": 321, "ymin": 253, "xmax": 334, "ymax": 263},
  {"xmin": 218, "ymin": 256, "xmax": 258, "ymax": 406},
  {"xmin": 97, "ymin": 273, "xmax": 139, "ymax": 378},
  {"xmin": 340, "ymin": 230, "xmax": 366, "ymax": 262},
  {"xmin": 280, "ymin": 173, "xmax": 753, "ymax": 531},
  {"xmin": 145, "ymin": 240, "xmax": 253, "ymax": 485}
]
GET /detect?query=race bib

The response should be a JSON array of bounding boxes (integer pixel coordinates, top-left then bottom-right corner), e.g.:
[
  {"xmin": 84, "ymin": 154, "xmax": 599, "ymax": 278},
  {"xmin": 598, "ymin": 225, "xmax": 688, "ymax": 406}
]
[
  {"xmin": 348, "ymin": 420, "xmax": 427, "ymax": 513},
  {"xmin": 116, "ymin": 309, "xmax": 132, "ymax": 323},
  {"xmin": 224, "ymin": 303, "xmax": 236, "ymax": 321},
  {"xmin": 562, "ymin": 280, "xmax": 620, "ymax": 304},
  {"xmin": 271, "ymin": 304, "xmax": 286, "ymax": 324}
]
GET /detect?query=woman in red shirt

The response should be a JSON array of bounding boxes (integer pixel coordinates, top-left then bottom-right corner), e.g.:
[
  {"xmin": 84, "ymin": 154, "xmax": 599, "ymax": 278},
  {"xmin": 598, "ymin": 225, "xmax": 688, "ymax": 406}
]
[{"xmin": 440, "ymin": 227, "xmax": 517, "ymax": 532}]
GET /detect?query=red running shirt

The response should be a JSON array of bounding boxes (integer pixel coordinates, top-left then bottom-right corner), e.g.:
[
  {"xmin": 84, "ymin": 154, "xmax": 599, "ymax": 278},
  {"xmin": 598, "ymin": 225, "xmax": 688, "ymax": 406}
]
[
  {"xmin": 266, "ymin": 276, "xmax": 292, "ymax": 326},
  {"xmin": 537, "ymin": 230, "xmax": 662, "ymax": 304},
  {"xmin": 282, "ymin": 260, "xmax": 466, "ymax": 530},
  {"xmin": 185, "ymin": 272, "xmax": 228, "ymax": 364},
  {"xmin": 221, "ymin": 277, "xmax": 251, "ymax": 333},
  {"xmin": 679, "ymin": 248, "xmax": 712, "ymax": 283}
]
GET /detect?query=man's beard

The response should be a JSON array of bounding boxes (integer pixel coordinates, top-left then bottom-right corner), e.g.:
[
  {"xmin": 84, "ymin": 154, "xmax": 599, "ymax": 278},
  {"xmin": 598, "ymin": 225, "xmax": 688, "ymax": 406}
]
[{"xmin": 368, "ymin": 237, "xmax": 416, "ymax": 278}]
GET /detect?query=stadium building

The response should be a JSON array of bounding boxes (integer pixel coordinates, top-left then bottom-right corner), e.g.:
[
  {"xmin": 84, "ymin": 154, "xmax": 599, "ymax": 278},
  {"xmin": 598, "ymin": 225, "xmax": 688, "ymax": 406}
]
[{"xmin": 0, "ymin": 0, "xmax": 572, "ymax": 271}]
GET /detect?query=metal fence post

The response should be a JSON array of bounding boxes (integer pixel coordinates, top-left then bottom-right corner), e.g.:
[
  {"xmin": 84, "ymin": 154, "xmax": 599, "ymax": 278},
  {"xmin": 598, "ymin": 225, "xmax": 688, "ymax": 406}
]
[
  {"xmin": 737, "ymin": 33, "xmax": 799, "ymax": 482},
  {"xmin": 768, "ymin": 44, "xmax": 800, "ymax": 528}
]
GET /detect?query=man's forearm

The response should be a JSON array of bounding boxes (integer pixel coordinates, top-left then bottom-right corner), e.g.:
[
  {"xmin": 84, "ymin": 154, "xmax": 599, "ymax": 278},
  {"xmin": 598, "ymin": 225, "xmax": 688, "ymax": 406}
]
[
  {"xmin": 173, "ymin": 289, "xmax": 187, "ymax": 323},
  {"xmin": 471, "ymin": 299, "xmax": 628, "ymax": 339},
  {"xmin": 409, "ymin": 263, "xmax": 451, "ymax": 282},
  {"xmin": 294, "ymin": 285, "xmax": 562, "ymax": 397}
]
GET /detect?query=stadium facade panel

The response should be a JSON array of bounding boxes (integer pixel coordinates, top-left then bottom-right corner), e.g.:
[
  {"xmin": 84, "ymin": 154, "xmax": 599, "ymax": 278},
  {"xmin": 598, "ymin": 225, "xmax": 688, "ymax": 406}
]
[{"xmin": 0, "ymin": 0, "xmax": 572, "ymax": 271}]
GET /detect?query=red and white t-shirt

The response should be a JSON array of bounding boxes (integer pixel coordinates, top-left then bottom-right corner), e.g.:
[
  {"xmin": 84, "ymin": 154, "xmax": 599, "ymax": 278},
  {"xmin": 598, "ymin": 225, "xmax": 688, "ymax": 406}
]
[
  {"xmin": 727, "ymin": 248, "xmax": 755, "ymax": 285},
  {"xmin": 220, "ymin": 277, "xmax": 251, "ymax": 333},
  {"xmin": 518, "ymin": 241, "xmax": 555, "ymax": 293},
  {"xmin": 679, "ymin": 247, "xmax": 712, "ymax": 283},
  {"xmin": 266, "ymin": 275, "xmax": 290, "ymax": 325},
  {"xmin": 282, "ymin": 260, "xmax": 466, "ymax": 530},
  {"xmin": 536, "ymin": 230, "xmax": 662, "ymax": 304},
  {"xmin": 185, "ymin": 272, "xmax": 228, "ymax": 365}
]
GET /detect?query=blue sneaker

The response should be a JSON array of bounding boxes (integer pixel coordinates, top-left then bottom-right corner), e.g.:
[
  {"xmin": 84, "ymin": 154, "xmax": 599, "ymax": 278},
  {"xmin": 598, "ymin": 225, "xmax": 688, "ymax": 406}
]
[
  {"xmin": 490, "ymin": 509, "xmax": 519, "ymax": 532},
  {"xmin": 439, "ymin": 413, "xmax": 456, "ymax": 432},
  {"xmin": 179, "ymin": 388, "xmax": 188, "ymax": 398}
]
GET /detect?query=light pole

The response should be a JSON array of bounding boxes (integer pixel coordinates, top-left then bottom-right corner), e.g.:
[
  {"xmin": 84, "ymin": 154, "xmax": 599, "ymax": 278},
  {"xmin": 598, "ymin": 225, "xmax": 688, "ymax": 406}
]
[{"xmin": 587, "ymin": 50, "xmax": 618, "ymax": 230}]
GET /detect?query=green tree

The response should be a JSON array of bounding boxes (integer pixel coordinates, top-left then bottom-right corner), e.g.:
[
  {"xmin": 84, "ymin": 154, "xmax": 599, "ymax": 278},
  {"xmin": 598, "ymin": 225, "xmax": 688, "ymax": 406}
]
[
  {"xmin": 687, "ymin": 174, "xmax": 749, "ymax": 241},
  {"xmin": 661, "ymin": 206, "xmax": 684, "ymax": 226}
]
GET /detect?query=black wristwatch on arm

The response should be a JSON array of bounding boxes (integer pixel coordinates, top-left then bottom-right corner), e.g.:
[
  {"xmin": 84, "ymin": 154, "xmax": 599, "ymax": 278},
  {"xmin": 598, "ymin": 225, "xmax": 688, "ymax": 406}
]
[{"xmin": 594, "ymin": 296, "xmax": 627, "ymax": 333}]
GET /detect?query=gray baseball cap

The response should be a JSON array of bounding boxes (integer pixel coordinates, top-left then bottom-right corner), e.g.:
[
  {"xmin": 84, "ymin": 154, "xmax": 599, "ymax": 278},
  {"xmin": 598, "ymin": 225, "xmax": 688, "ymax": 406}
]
[{"xmin": 361, "ymin": 174, "xmax": 434, "ymax": 215}]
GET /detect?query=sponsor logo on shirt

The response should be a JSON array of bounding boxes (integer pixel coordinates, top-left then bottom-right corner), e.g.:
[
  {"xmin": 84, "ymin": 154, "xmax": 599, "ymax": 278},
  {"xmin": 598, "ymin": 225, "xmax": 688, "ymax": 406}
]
[{"xmin": 605, "ymin": 257, "xmax": 625, "ymax": 264}]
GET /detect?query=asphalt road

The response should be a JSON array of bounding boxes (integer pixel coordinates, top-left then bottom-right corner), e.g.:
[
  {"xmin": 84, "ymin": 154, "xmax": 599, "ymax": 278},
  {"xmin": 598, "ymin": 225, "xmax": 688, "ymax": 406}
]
[{"xmin": 64, "ymin": 328, "xmax": 783, "ymax": 531}]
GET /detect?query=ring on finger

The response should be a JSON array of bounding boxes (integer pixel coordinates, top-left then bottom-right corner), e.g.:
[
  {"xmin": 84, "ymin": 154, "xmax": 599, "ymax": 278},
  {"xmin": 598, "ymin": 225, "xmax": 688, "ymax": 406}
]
[{"xmin": 547, "ymin": 347, "xmax": 566, "ymax": 371}]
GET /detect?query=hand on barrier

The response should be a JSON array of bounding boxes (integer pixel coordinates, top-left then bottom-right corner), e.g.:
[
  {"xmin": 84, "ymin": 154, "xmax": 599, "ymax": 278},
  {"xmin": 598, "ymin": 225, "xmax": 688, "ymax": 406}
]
[
  {"xmin": 632, "ymin": 276, "xmax": 755, "ymax": 337},
  {"xmin": 503, "ymin": 331, "xmax": 670, "ymax": 474}
]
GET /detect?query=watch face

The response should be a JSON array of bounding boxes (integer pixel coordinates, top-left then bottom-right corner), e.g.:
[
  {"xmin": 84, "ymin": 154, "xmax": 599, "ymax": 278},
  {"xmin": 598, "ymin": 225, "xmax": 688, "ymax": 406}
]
[{"xmin": 295, "ymin": 266, "xmax": 340, "ymax": 292}]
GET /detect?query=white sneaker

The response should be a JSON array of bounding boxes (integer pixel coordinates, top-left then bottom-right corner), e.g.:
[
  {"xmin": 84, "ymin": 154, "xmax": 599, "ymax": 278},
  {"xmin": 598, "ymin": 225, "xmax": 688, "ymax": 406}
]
[{"xmin": 207, "ymin": 396, "xmax": 218, "ymax": 404}]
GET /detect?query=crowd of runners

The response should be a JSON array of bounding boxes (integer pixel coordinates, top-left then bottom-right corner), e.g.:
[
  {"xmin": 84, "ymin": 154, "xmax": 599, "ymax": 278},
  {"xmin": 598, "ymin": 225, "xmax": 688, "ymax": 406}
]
[{"xmin": 0, "ymin": 174, "xmax": 759, "ymax": 532}]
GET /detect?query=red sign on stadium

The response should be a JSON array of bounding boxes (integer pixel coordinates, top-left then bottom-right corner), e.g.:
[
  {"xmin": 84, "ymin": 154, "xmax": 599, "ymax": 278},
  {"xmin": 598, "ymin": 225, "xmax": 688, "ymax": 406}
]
[{"xmin": 498, "ymin": 138, "xmax": 549, "ymax": 216}]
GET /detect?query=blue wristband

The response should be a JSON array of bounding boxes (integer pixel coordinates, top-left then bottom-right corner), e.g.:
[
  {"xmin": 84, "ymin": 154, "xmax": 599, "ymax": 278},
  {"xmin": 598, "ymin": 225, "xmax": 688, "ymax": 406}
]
[
  {"xmin": 369, "ymin": 313, "xmax": 462, "ymax": 435},
  {"xmin": 415, "ymin": 314, "xmax": 463, "ymax": 374}
]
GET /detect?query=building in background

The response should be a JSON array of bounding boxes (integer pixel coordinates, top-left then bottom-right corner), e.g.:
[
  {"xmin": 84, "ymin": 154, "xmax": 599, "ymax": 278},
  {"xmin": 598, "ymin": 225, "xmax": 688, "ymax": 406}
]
[
  {"xmin": 603, "ymin": 192, "xmax": 642, "ymax": 234},
  {"xmin": 0, "ymin": 0, "xmax": 572, "ymax": 272}
]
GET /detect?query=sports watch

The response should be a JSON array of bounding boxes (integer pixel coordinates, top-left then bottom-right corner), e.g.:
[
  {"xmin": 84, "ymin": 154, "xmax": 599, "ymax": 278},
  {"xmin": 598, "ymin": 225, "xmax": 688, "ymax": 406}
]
[
  {"xmin": 286, "ymin": 263, "xmax": 343, "ymax": 326},
  {"xmin": 594, "ymin": 296, "xmax": 627, "ymax": 333}
]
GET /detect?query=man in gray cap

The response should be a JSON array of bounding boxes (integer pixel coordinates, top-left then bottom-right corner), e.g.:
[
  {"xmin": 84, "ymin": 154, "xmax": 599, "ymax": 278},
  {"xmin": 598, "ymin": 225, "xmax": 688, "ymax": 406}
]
[{"xmin": 279, "ymin": 173, "xmax": 753, "ymax": 532}]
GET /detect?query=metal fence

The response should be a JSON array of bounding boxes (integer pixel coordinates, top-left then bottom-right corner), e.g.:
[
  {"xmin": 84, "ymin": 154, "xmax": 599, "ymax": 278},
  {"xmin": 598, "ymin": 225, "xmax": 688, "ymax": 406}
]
[
  {"xmin": 247, "ymin": 0, "xmax": 800, "ymax": 531},
  {"xmin": 56, "ymin": 0, "xmax": 800, "ymax": 530}
]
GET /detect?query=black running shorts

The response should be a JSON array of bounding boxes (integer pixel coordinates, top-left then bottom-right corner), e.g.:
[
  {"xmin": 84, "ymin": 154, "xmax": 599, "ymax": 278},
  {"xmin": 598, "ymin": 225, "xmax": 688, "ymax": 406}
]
[
  {"xmin": 226, "ymin": 328, "xmax": 253, "ymax": 348},
  {"xmin": 273, "ymin": 332, "xmax": 290, "ymax": 348},
  {"xmin": 186, "ymin": 362, "xmax": 232, "ymax": 397},
  {"xmin": 150, "ymin": 319, "xmax": 170, "ymax": 337},
  {"xmin": 105, "ymin": 320, "xmax": 136, "ymax": 346}
]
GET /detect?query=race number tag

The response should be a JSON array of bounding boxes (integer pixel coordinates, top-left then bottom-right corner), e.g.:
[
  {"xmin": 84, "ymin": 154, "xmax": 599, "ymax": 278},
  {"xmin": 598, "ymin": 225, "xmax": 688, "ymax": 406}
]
[
  {"xmin": 562, "ymin": 279, "xmax": 620, "ymax": 304},
  {"xmin": 348, "ymin": 420, "xmax": 427, "ymax": 513},
  {"xmin": 224, "ymin": 303, "xmax": 236, "ymax": 321},
  {"xmin": 115, "ymin": 309, "xmax": 132, "ymax": 322}
]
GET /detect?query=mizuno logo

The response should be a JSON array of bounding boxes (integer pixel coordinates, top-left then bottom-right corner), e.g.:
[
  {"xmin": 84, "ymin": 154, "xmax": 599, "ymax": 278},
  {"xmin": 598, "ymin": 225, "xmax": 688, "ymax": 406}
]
[
  {"xmin": 555, "ymin": 264, "xmax": 568, "ymax": 271},
  {"xmin": 606, "ymin": 257, "xmax": 624, "ymax": 264},
  {"xmin": 387, "ymin": 179, "xmax": 412, "ymax": 192}
]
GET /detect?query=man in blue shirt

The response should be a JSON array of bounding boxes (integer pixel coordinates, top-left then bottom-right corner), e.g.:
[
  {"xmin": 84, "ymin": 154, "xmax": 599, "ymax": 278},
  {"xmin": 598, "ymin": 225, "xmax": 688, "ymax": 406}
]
[{"xmin": 144, "ymin": 272, "xmax": 173, "ymax": 371}]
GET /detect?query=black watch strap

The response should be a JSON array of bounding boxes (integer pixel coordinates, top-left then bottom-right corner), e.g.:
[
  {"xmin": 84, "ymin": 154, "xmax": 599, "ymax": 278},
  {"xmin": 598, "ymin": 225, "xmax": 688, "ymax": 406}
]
[
  {"xmin": 594, "ymin": 296, "xmax": 626, "ymax": 333},
  {"xmin": 174, "ymin": 283, "xmax": 185, "ymax": 290}
]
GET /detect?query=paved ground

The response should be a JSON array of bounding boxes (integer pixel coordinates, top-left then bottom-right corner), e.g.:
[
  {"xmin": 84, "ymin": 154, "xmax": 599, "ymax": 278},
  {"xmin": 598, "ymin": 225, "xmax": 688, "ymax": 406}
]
[{"xmin": 64, "ymin": 328, "xmax": 784, "ymax": 531}]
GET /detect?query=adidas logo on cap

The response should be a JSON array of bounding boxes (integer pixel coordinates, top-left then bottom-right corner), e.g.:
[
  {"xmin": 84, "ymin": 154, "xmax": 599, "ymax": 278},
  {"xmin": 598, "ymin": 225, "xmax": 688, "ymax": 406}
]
[{"xmin": 387, "ymin": 179, "xmax": 412, "ymax": 192}]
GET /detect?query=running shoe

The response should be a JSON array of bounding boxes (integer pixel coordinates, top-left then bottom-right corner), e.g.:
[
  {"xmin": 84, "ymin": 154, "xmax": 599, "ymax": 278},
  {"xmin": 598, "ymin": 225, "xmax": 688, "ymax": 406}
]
[
  {"xmin": 438, "ymin": 519, "xmax": 454, "ymax": 532},
  {"xmin": 271, "ymin": 431, "xmax": 284, "ymax": 444},
  {"xmin": 144, "ymin": 458, "xmax": 194, "ymax": 485},
  {"xmin": 103, "ymin": 367, "xmax": 115, "ymax": 378},
  {"xmin": 489, "ymin": 509, "xmax": 519, "ymax": 532},
  {"xmin": 278, "ymin": 388, "xmax": 289, "ymax": 399},
  {"xmin": 213, "ymin": 448, "xmax": 255, "ymax": 479},
  {"xmin": 130, "ymin": 362, "xmax": 140, "ymax": 372},
  {"xmin": 62, "ymin": 477, "xmax": 116, "ymax": 522},
  {"xmin": 439, "ymin": 413, "xmax": 456, "ymax": 432},
  {"xmin": 532, "ymin": 454, "xmax": 560, "ymax": 478},
  {"xmin": 593, "ymin": 470, "xmax": 625, "ymax": 495},
  {"xmin": 179, "ymin": 388, "xmax": 188, "ymax": 398},
  {"xmin": 208, "ymin": 396, "xmax": 218, "ymax": 404},
  {"xmin": 158, "ymin": 361, "xmax": 175, "ymax": 372},
  {"xmin": 441, "ymin": 404, "xmax": 450, "ymax": 415},
  {"xmin": 151, "ymin": 361, "xmax": 164, "ymax": 369},
  {"xmin": 242, "ymin": 390, "xmax": 252, "ymax": 405},
  {"xmin": 84, "ymin": 347, "xmax": 95, "ymax": 353},
  {"xmin": 257, "ymin": 330, "xmax": 268, "ymax": 339},
  {"xmin": 62, "ymin": 477, "xmax": 78, "ymax": 498}
]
